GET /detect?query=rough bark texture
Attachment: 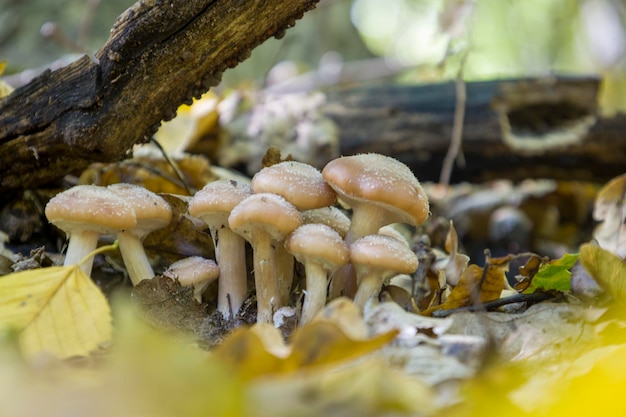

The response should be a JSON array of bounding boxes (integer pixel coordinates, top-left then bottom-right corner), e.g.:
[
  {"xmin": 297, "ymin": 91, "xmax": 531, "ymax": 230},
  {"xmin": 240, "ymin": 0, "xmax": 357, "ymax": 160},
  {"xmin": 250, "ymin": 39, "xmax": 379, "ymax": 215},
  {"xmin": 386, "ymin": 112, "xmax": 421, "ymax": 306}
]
[
  {"xmin": 0, "ymin": 0, "xmax": 319, "ymax": 194},
  {"xmin": 325, "ymin": 76, "xmax": 626, "ymax": 183}
]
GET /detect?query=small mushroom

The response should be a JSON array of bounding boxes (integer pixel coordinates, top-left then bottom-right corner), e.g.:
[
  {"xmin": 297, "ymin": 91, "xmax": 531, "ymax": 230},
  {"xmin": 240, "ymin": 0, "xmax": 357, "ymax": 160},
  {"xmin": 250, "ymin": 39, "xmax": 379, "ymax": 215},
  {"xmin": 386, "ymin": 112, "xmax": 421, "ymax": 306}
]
[
  {"xmin": 252, "ymin": 161, "xmax": 337, "ymax": 304},
  {"xmin": 228, "ymin": 193, "xmax": 302, "ymax": 324},
  {"xmin": 163, "ymin": 256, "xmax": 220, "ymax": 303},
  {"xmin": 350, "ymin": 234, "xmax": 419, "ymax": 310},
  {"xmin": 322, "ymin": 153, "xmax": 429, "ymax": 298},
  {"xmin": 284, "ymin": 224, "xmax": 349, "ymax": 324},
  {"xmin": 188, "ymin": 179, "xmax": 253, "ymax": 318},
  {"xmin": 107, "ymin": 183, "xmax": 172, "ymax": 286},
  {"xmin": 301, "ymin": 206, "xmax": 351, "ymax": 239},
  {"xmin": 44, "ymin": 185, "xmax": 137, "ymax": 276}
]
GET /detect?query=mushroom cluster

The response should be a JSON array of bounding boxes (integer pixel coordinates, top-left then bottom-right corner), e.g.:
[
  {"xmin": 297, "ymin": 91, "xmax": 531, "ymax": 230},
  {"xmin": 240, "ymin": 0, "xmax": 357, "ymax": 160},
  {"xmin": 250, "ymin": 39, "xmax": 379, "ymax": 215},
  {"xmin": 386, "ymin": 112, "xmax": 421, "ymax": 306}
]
[
  {"xmin": 187, "ymin": 154, "xmax": 429, "ymax": 324},
  {"xmin": 44, "ymin": 154, "xmax": 429, "ymax": 327},
  {"xmin": 45, "ymin": 184, "xmax": 172, "ymax": 284}
]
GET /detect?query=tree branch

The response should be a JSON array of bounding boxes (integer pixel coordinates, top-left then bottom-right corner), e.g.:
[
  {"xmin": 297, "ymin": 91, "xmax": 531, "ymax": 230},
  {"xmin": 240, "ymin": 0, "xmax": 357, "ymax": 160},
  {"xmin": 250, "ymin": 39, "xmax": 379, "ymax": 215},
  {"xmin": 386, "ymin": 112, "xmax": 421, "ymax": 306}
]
[{"xmin": 0, "ymin": 0, "xmax": 318, "ymax": 193}]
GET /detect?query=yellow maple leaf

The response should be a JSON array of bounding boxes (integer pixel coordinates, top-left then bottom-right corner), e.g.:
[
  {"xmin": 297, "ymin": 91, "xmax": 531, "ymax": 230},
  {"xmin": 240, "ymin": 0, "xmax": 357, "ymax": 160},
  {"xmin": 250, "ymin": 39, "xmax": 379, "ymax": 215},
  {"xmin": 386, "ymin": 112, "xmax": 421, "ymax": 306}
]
[{"xmin": 0, "ymin": 250, "xmax": 113, "ymax": 359}]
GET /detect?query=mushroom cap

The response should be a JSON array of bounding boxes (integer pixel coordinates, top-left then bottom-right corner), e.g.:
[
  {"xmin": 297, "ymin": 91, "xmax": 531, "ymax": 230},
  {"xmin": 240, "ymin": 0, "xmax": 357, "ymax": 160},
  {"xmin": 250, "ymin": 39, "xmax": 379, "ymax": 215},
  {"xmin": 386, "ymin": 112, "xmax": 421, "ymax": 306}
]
[
  {"xmin": 45, "ymin": 185, "xmax": 137, "ymax": 235},
  {"xmin": 301, "ymin": 206, "xmax": 351, "ymax": 239},
  {"xmin": 228, "ymin": 193, "xmax": 302, "ymax": 243},
  {"xmin": 107, "ymin": 183, "xmax": 172, "ymax": 237},
  {"xmin": 322, "ymin": 154, "xmax": 429, "ymax": 226},
  {"xmin": 594, "ymin": 173, "xmax": 626, "ymax": 221},
  {"xmin": 285, "ymin": 224, "xmax": 349, "ymax": 271},
  {"xmin": 349, "ymin": 234, "xmax": 419, "ymax": 275},
  {"xmin": 188, "ymin": 179, "xmax": 253, "ymax": 228},
  {"xmin": 163, "ymin": 256, "xmax": 220, "ymax": 287},
  {"xmin": 252, "ymin": 161, "xmax": 336, "ymax": 210}
]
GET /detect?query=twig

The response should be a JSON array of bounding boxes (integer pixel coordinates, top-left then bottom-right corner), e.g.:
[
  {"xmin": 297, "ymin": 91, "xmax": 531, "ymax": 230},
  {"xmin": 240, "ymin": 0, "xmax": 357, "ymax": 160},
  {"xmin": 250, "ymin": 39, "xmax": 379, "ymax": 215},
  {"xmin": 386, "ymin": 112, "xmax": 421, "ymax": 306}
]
[
  {"xmin": 438, "ymin": 51, "xmax": 468, "ymax": 186},
  {"xmin": 431, "ymin": 291, "xmax": 558, "ymax": 318}
]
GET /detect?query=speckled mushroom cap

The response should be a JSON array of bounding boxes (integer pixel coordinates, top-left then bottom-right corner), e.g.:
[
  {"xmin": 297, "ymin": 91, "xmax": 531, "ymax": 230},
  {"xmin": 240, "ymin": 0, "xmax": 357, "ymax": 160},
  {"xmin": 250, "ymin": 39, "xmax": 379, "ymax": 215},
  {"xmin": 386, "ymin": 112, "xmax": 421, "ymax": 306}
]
[
  {"xmin": 107, "ymin": 183, "xmax": 172, "ymax": 237},
  {"xmin": 285, "ymin": 224, "xmax": 349, "ymax": 271},
  {"xmin": 163, "ymin": 256, "xmax": 220, "ymax": 287},
  {"xmin": 251, "ymin": 161, "xmax": 336, "ymax": 210},
  {"xmin": 322, "ymin": 154, "xmax": 429, "ymax": 226},
  {"xmin": 188, "ymin": 179, "xmax": 253, "ymax": 228},
  {"xmin": 228, "ymin": 193, "xmax": 302, "ymax": 242},
  {"xmin": 593, "ymin": 173, "xmax": 626, "ymax": 221},
  {"xmin": 45, "ymin": 185, "xmax": 137, "ymax": 235},
  {"xmin": 301, "ymin": 206, "xmax": 351, "ymax": 239},
  {"xmin": 349, "ymin": 234, "xmax": 419, "ymax": 275}
]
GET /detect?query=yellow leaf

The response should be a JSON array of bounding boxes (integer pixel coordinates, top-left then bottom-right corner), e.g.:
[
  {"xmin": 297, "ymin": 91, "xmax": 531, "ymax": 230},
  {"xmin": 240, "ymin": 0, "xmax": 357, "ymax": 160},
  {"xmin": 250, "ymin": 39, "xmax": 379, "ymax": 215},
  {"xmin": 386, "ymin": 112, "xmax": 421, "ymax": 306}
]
[
  {"xmin": 0, "ymin": 61, "xmax": 13, "ymax": 98},
  {"xmin": 213, "ymin": 321, "xmax": 398, "ymax": 380},
  {"xmin": 579, "ymin": 243, "xmax": 626, "ymax": 301},
  {"xmin": 0, "ymin": 265, "xmax": 112, "ymax": 359}
]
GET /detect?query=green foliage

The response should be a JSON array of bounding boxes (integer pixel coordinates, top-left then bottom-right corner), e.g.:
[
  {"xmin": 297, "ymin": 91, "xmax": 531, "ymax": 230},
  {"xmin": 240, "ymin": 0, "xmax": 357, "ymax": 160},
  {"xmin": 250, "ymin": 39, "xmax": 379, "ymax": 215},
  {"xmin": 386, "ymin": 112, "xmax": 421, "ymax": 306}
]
[{"xmin": 523, "ymin": 253, "xmax": 578, "ymax": 294}]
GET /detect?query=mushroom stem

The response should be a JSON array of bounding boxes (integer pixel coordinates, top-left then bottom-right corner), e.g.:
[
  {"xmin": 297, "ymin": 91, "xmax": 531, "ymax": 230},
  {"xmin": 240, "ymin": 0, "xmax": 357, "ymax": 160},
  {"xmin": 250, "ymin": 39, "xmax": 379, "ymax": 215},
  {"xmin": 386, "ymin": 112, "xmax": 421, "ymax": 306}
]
[
  {"xmin": 215, "ymin": 228, "xmax": 248, "ymax": 317},
  {"xmin": 345, "ymin": 204, "xmax": 395, "ymax": 245},
  {"xmin": 64, "ymin": 230, "xmax": 100, "ymax": 275},
  {"xmin": 275, "ymin": 245, "xmax": 295, "ymax": 305},
  {"xmin": 252, "ymin": 235, "xmax": 281, "ymax": 324},
  {"xmin": 117, "ymin": 231, "xmax": 155, "ymax": 286},
  {"xmin": 300, "ymin": 262, "xmax": 328, "ymax": 324},
  {"xmin": 353, "ymin": 272, "xmax": 383, "ymax": 309}
]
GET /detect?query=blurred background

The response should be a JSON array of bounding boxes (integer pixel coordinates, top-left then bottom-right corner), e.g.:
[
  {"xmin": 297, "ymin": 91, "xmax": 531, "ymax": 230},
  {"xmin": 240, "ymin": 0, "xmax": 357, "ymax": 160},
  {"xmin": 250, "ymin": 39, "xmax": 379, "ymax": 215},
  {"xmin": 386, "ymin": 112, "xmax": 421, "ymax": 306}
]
[{"xmin": 1, "ymin": 0, "xmax": 626, "ymax": 111}]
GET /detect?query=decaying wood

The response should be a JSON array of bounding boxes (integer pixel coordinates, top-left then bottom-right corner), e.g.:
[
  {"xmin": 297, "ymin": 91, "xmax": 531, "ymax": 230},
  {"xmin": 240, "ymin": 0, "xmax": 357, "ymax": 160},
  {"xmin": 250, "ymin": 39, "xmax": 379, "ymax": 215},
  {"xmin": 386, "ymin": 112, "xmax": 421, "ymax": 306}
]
[
  {"xmin": 325, "ymin": 76, "xmax": 626, "ymax": 183},
  {"xmin": 0, "ymin": 0, "xmax": 319, "ymax": 195}
]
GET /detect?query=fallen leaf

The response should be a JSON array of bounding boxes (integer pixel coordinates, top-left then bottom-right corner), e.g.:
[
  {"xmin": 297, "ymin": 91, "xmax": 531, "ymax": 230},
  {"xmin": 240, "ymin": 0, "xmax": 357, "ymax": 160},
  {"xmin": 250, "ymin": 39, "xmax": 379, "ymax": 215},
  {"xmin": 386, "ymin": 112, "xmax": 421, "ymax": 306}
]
[
  {"xmin": 425, "ymin": 263, "xmax": 506, "ymax": 314},
  {"xmin": 522, "ymin": 252, "xmax": 578, "ymax": 294},
  {"xmin": 0, "ymin": 265, "xmax": 112, "ymax": 358},
  {"xmin": 213, "ymin": 320, "xmax": 398, "ymax": 380},
  {"xmin": 579, "ymin": 243, "xmax": 626, "ymax": 301}
]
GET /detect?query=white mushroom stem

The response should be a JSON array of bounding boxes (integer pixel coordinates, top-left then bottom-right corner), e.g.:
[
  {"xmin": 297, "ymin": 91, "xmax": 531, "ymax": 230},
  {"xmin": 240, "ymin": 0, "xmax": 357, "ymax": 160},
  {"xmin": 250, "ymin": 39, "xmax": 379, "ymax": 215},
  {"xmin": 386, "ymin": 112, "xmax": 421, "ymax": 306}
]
[
  {"xmin": 275, "ymin": 245, "xmax": 295, "ymax": 305},
  {"xmin": 117, "ymin": 231, "xmax": 154, "ymax": 286},
  {"xmin": 214, "ymin": 228, "xmax": 248, "ymax": 317},
  {"xmin": 251, "ymin": 233, "xmax": 281, "ymax": 324},
  {"xmin": 353, "ymin": 271, "xmax": 385, "ymax": 309},
  {"xmin": 64, "ymin": 230, "xmax": 100, "ymax": 275},
  {"xmin": 345, "ymin": 204, "xmax": 398, "ymax": 245},
  {"xmin": 300, "ymin": 261, "xmax": 329, "ymax": 324}
]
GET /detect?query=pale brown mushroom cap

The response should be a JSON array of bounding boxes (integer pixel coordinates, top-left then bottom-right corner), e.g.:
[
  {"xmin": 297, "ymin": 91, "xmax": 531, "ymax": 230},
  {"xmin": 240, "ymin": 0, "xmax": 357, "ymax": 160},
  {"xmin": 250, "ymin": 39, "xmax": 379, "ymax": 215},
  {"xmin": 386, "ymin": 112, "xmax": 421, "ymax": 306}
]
[
  {"xmin": 252, "ymin": 161, "xmax": 336, "ymax": 210},
  {"xmin": 594, "ymin": 173, "xmax": 626, "ymax": 221},
  {"xmin": 189, "ymin": 179, "xmax": 253, "ymax": 228},
  {"xmin": 107, "ymin": 183, "xmax": 172, "ymax": 237},
  {"xmin": 228, "ymin": 193, "xmax": 303, "ymax": 242},
  {"xmin": 322, "ymin": 153, "xmax": 429, "ymax": 226},
  {"xmin": 285, "ymin": 224, "xmax": 349, "ymax": 271},
  {"xmin": 349, "ymin": 234, "xmax": 419, "ymax": 275},
  {"xmin": 301, "ymin": 206, "xmax": 351, "ymax": 239},
  {"xmin": 45, "ymin": 185, "xmax": 137, "ymax": 235},
  {"xmin": 163, "ymin": 256, "xmax": 220, "ymax": 287}
]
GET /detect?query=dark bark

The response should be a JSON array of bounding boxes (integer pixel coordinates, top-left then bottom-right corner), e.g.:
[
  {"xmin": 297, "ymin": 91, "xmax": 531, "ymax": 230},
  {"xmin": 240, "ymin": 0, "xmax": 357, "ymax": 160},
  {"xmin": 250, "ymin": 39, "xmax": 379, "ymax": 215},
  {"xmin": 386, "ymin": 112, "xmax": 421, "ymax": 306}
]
[
  {"xmin": 0, "ymin": 0, "xmax": 319, "ymax": 194},
  {"xmin": 325, "ymin": 76, "xmax": 626, "ymax": 183}
]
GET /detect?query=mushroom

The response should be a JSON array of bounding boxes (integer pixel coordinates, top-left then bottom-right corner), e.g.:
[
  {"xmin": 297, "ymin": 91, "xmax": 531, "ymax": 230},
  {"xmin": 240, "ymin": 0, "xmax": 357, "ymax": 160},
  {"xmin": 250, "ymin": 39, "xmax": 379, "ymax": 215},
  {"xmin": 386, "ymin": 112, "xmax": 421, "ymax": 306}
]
[
  {"xmin": 284, "ymin": 224, "xmax": 349, "ymax": 324},
  {"xmin": 228, "ymin": 193, "xmax": 302, "ymax": 323},
  {"xmin": 593, "ymin": 173, "xmax": 626, "ymax": 256},
  {"xmin": 45, "ymin": 185, "xmax": 137, "ymax": 276},
  {"xmin": 301, "ymin": 206, "xmax": 351, "ymax": 239},
  {"xmin": 350, "ymin": 234, "xmax": 419, "ymax": 310},
  {"xmin": 321, "ymin": 153, "xmax": 429, "ymax": 297},
  {"xmin": 107, "ymin": 183, "xmax": 172, "ymax": 285},
  {"xmin": 163, "ymin": 256, "xmax": 220, "ymax": 303},
  {"xmin": 188, "ymin": 179, "xmax": 253, "ymax": 318},
  {"xmin": 251, "ymin": 161, "xmax": 336, "ymax": 304}
]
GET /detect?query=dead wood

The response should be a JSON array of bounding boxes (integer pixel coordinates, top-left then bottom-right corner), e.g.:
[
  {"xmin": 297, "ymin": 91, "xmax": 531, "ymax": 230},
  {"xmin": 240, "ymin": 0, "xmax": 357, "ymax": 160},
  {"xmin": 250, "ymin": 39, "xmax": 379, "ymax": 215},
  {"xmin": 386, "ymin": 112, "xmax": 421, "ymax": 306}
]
[
  {"xmin": 325, "ymin": 76, "xmax": 626, "ymax": 183},
  {"xmin": 0, "ymin": 0, "xmax": 319, "ymax": 195}
]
